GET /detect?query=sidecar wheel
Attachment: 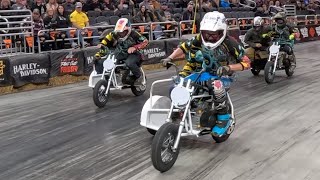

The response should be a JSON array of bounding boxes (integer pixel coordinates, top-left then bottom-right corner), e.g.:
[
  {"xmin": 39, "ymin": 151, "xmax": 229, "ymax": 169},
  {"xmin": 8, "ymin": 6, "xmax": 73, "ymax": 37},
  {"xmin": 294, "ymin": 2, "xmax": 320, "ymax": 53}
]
[
  {"xmin": 147, "ymin": 128, "xmax": 157, "ymax": 135},
  {"xmin": 151, "ymin": 123, "xmax": 180, "ymax": 172},
  {"xmin": 131, "ymin": 76, "xmax": 147, "ymax": 96},
  {"xmin": 251, "ymin": 68, "xmax": 260, "ymax": 76},
  {"xmin": 264, "ymin": 61, "xmax": 275, "ymax": 84},
  {"xmin": 285, "ymin": 55, "xmax": 296, "ymax": 77},
  {"xmin": 93, "ymin": 80, "xmax": 110, "ymax": 108}
]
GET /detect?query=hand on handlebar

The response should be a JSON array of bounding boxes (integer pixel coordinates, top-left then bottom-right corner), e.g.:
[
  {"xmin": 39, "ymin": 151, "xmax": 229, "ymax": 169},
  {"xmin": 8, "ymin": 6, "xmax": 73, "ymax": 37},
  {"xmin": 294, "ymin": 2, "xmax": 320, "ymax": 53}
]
[
  {"xmin": 255, "ymin": 43, "xmax": 262, "ymax": 48},
  {"xmin": 217, "ymin": 66, "xmax": 231, "ymax": 77},
  {"xmin": 160, "ymin": 57, "xmax": 172, "ymax": 67},
  {"xmin": 128, "ymin": 47, "xmax": 136, "ymax": 54}
]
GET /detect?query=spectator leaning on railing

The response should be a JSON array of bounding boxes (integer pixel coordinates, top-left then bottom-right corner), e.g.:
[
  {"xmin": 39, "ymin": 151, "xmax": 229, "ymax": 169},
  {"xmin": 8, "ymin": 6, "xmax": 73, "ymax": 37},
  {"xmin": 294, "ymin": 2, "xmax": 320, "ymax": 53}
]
[{"xmin": 69, "ymin": 2, "xmax": 99, "ymax": 48}]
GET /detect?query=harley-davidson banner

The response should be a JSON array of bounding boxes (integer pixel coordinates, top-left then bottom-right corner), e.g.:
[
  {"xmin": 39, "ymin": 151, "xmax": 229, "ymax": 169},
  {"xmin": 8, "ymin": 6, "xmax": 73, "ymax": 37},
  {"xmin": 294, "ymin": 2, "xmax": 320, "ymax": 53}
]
[
  {"xmin": 0, "ymin": 57, "xmax": 11, "ymax": 87},
  {"xmin": 9, "ymin": 53, "xmax": 50, "ymax": 87}
]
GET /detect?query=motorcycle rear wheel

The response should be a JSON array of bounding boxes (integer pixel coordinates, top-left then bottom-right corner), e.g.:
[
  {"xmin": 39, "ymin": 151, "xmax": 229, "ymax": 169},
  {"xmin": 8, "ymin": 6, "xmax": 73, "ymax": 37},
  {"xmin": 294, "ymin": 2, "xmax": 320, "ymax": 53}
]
[
  {"xmin": 285, "ymin": 55, "xmax": 296, "ymax": 77},
  {"xmin": 251, "ymin": 68, "xmax": 261, "ymax": 76},
  {"xmin": 131, "ymin": 76, "xmax": 147, "ymax": 96},
  {"xmin": 151, "ymin": 123, "xmax": 180, "ymax": 172}
]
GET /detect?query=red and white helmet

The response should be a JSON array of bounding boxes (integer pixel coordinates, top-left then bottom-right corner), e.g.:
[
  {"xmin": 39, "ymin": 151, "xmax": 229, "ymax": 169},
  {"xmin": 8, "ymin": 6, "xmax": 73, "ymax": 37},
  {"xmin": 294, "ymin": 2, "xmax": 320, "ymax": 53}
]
[
  {"xmin": 200, "ymin": 11, "xmax": 227, "ymax": 50},
  {"xmin": 114, "ymin": 18, "xmax": 131, "ymax": 41}
]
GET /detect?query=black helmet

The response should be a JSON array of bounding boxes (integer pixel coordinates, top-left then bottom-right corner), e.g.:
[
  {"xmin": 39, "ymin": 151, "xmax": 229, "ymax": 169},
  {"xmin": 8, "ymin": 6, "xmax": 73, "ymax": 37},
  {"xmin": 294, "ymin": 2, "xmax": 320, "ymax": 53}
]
[{"xmin": 273, "ymin": 12, "xmax": 286, "ymax": 28}]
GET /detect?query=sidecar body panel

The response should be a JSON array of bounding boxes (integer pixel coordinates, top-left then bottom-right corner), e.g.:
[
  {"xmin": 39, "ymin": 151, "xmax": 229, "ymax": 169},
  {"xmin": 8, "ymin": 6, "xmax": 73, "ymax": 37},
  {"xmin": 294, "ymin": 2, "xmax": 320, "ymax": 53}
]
[
  {"xmin": 140, "ymin": 95, "xmax": 172, "ymax": 131},
  {"xmin": 88, "ymin": 70, "xmax": 103, "ymax": 88}
]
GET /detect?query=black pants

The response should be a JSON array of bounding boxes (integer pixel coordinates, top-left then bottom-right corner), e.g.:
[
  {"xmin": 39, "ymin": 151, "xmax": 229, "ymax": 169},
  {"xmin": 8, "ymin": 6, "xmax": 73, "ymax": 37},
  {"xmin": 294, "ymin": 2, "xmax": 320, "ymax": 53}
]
[{"xmin": 95, "ymin": 52, "xmax": 141, "ymax": 78}]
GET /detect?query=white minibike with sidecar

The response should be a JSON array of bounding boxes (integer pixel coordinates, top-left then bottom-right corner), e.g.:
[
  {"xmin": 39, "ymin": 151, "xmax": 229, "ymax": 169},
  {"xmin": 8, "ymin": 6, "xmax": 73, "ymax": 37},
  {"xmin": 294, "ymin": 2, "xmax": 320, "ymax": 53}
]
[
  {"xmin": 140, "ymin": 62, "xmax": 236, "ymax": 172},
  {"xmin": 88, "ymin": 47, "xmax": 147, "ymax": 108}
]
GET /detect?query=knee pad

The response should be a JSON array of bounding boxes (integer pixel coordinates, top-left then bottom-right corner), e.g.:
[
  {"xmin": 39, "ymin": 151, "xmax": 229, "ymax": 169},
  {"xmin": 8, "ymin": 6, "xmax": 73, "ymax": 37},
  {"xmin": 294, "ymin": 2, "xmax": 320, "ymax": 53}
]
[{"xmin": 283, "ymin": 45, "xmax": 292, "ymax": 55}]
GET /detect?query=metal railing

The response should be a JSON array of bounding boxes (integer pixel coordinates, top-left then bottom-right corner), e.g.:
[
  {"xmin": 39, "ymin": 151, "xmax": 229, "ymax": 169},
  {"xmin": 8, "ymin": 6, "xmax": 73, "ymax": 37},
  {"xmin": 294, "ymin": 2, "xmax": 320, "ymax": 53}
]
[
  {"xmin": 1, "ymin": 11, "xmax": 320, "ymax": 54},
  {"xmin": 179, "ymin": 20, "xmax": 195, "ymax": 38},
  {"xmin": 150, "ymin": 21, "xmax": 178, "ymax": 40},
  {"xmin": 81, "ymin": 25, "xmax": 114, "ymax": 48},
  {"xmin": 131, "ymin": 22, "xmax": 150, "ymax": 40},
  {"xmin": 0, "ymin": 9, "xmax": 34, "ymax": 57},
  {"xmin": 37, "ymin": 27, "xmax": 78, "ymax": 53}
]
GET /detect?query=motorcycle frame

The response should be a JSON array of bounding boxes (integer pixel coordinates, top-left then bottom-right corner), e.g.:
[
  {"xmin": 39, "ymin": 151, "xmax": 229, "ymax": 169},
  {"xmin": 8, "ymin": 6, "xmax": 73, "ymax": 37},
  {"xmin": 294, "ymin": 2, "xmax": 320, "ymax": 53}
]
[
  {"xmin": 94, "ymin": 55, "xmax": 146, "ymax": 94},
  {"xmin": 268, "ymin": 42, "xmax": 281, "ymax": 74},
  {"xmin": 161, "ymin": 78, "xmax": 235, "ymax": 151}
]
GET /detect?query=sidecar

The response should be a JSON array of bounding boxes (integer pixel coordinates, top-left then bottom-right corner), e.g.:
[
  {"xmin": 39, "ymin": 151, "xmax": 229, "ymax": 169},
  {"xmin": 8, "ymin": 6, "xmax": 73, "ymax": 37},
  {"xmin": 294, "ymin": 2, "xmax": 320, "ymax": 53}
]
[
  {"xmin": 140, "ymin": 78, "xmax": 179, "ymax": 135},
  {"xmin": 88, "ymin": 67, "xmax": 102, "ymax": 88},
  {"xmin": 140, "ymin": 71, "xmax": 234, "ymax": 135}
]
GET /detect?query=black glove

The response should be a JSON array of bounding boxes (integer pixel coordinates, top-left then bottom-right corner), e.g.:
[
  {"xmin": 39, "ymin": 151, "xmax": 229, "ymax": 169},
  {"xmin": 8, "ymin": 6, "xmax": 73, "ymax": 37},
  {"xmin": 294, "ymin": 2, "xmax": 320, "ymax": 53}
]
[
  {"xmin": 217, "ymin": 66, "xmax": 232, "ymax": 76},
  {"xmin": 160, "ymin": 57, "xmax": 172, "ymax": 67}
]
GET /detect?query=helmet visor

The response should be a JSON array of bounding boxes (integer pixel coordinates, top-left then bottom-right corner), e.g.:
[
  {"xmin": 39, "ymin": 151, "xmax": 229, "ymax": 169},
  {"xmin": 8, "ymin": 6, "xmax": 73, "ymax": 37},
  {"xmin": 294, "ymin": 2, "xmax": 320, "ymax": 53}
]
[
  {"xmin": 275, "ymin": 19, "xmax": 284, "ymax": 24},
  {"xmin": 201, "ymin": 30, "xmax": 224, "ymax": 44},
  {"xmin": 117, "ymin": 29, "xmax": 129, "ymax": 38}
]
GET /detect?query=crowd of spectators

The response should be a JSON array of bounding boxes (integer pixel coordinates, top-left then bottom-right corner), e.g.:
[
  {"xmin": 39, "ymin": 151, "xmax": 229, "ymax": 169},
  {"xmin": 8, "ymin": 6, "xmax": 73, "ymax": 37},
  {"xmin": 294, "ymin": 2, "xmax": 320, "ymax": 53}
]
[{"xmin": 1, "ymin": 0, "xmax": 319, "ymax": 51}]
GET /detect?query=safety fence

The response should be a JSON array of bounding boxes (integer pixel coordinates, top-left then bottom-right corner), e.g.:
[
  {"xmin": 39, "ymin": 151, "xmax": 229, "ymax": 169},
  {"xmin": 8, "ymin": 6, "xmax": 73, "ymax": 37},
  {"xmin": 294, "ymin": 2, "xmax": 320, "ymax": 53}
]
[
  {"xmin": 2, "ymin": 12, "xmax": 320, "ymax": 55},
  {"xmin": 26, "ymin": 15, "xmax": 320, "ymax": 52},
  {"xmin": 0, "ymin": 38, "xmax": 182, "ymax": 87},
  {"xmin": 0, "ymin": 10, "xmax": 35, "ymax": 57}
]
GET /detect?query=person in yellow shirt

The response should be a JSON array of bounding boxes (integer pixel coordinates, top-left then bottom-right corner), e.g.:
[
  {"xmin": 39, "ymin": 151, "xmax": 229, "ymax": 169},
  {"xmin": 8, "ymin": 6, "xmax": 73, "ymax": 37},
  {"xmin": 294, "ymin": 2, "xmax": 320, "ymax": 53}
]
[{"xmin": 69, "ymin": 2, "xmax": 99, "ymax": 48}]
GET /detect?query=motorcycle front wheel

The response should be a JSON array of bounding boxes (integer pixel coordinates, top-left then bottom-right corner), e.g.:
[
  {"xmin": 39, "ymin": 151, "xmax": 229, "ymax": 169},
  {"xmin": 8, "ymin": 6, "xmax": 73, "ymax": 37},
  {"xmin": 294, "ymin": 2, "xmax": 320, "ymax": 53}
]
[
  {"xmin": 264, "ymin": 61, "xmax": 275, "ymax": 84},
  {"xmin": 151, "ymin": 122, "xmax": 180, "ymax": 172},
  {"xmin": 93, "ymin": 79, "xmax": 110, "ymax": 108}
]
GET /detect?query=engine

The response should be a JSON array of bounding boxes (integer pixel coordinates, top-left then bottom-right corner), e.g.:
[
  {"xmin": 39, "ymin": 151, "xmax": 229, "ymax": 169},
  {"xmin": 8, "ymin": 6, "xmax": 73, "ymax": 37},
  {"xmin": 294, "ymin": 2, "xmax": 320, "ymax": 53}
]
[{"xmin": 191, "ymin": 100, "xmax": 217, "ymax": 129}]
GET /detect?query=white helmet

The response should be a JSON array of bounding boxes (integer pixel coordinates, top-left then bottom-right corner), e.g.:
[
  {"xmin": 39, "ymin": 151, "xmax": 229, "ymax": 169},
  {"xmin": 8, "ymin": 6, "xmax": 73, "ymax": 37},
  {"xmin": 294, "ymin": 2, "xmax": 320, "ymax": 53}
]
[
  {"xmin": 200, "ymin": 11, "xmax": 227, "ymax": 50},
  {"xmin": 114, "ymin": 18, "xmax": 132, "ymax": 41},
  {"xmin": 253, "ymin": 16, "xmax": 263, "ymax": 26}
]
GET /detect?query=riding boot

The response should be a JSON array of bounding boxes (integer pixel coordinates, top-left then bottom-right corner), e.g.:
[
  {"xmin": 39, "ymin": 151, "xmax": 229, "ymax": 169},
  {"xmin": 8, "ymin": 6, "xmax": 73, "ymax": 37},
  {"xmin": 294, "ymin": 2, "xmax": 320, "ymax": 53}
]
[{"xmin": 210, "ymin": 80, "xmax": 232, "ymax": 137}]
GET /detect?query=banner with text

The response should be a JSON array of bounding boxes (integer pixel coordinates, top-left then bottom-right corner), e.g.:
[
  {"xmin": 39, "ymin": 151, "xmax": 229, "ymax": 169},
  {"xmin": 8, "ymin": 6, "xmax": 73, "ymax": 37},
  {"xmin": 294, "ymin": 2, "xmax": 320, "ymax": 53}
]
[
  {"xmin": 141, "ymin": 41, "xmax": 166, "ymax": 64},
  {"xmin": 83, "ymin": 47, "xmax": 99, "ymax": 75},
  {"xmin": 9, "ymin": 53, "xmax": 50, "ymax": 87},
  {"xmin": 49, "ymin": 49, "xmax": 84, "ymax": 77},
  {"xmin": 0, "ymin": 57, "xmax": 12, "ymax": 86}
]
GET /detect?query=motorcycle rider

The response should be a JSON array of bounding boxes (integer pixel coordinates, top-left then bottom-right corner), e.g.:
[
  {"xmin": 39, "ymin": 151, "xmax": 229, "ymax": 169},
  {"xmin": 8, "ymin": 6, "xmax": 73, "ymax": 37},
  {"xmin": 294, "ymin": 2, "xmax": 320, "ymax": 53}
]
[
  {"xmin": 262, "ymin": 12, "xmax": 296, "ymax": 66},
  {"xmin": 94, "ymin": 18, "xmax": 149, "ymax": 84},
  {"xmin": 244, "ymin": 16, "xmax": 272, "ymax": 61},
  {"xmin": 161, "ymin": 11, "xmax": 251, "ymax": 137}
]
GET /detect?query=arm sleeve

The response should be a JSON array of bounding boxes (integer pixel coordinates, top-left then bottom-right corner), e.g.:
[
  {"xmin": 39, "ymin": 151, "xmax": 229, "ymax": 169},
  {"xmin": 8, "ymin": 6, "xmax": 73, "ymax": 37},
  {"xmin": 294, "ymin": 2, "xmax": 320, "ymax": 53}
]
[
  {"xmin": 100, "ymin": 31, "xmax": 115, "ymax": 47},
  {"xmin": 226, "ymin": 36, "xmax": 251, "ymax": 69},
  {"xmin": 178, "ymin": 34, "xmax": 202, "ymax": 54},
  {"xmin": 244, "ymin": 29, "xmax": 256, "ymax": 48},
  {"xmin": 132, "ymin": 30, "xmax": 149, "ymax": 50}
]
